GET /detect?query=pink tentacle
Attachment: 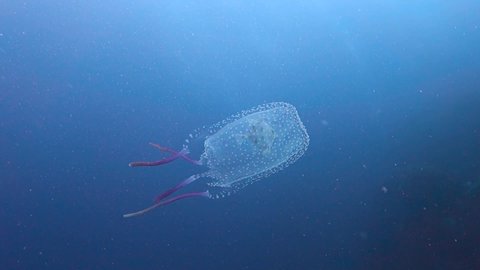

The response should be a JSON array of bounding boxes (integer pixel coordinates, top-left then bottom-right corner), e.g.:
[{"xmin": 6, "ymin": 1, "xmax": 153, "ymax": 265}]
[
  {"xmin": 153, "ymin": 175, "xmax": 199, "ymax": 203},
  {"xmin": 128, "ymin": 143, "xmax": 201, "ymax": 167},
  {"xmin": 123, "ymin": 174, "xmax": 208, "ymax": 218},
  {"xmin": 128, "ymin": 153, "xmax": 180, "ymax": 167},
  {"xmin": 123, "ymin": 191, "xmax": 210, "ymax": 218},
  {"xmin": 149, "ymin": 143, "xmax": 202, "ymax": 165}
]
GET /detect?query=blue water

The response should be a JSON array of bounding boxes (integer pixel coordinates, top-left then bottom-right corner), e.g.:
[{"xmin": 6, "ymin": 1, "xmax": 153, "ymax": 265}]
[{"xmin": 1, "ymin": 1, "xmax": 480, "ymax": 269}]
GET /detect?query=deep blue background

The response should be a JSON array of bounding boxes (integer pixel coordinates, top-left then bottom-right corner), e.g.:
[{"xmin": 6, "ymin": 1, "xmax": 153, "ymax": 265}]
[{"xmin": 1, "ymin": 1, "xmax": 480, "ymax": 269}]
